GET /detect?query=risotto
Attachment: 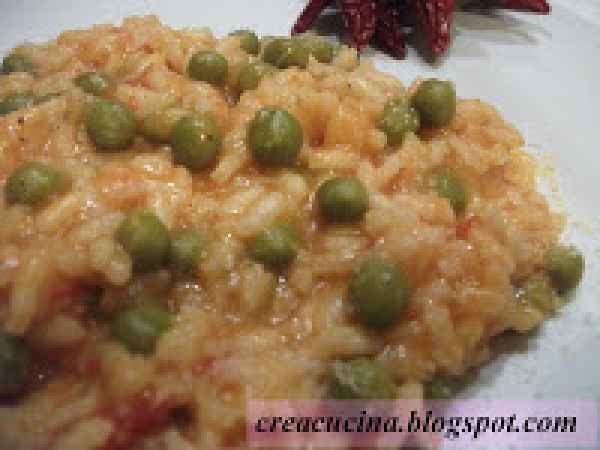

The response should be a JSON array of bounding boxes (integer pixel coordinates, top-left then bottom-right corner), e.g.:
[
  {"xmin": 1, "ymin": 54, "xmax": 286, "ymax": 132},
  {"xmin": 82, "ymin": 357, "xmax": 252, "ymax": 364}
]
[{"xmin": 0, "ymin": 15, "xmax": 585, "ymax": 450}]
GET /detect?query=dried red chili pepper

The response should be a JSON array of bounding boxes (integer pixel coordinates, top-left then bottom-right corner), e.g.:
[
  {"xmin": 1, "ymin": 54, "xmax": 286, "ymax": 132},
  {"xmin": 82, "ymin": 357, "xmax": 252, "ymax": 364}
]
[
  {"xmin": 414, "ymin": 0, "xmax": 455, "ymax": 56},
  {"xmin": 498, "ymin": 0, "xmax": 550, "ymax": 13},
  {"xmin": 292, "ymin": 0, "xmax": 551, "ymax": 58},
  {"xmin": 374, "ymin": 0, "xmax": 406, "ymax": 58},
  {"xmin": 292, "ymin": 0, "xmax": 332, "ymax": 34},
  {"xmin": 339, "ymin": 0, "xmax": 378, "ymax": 49}
]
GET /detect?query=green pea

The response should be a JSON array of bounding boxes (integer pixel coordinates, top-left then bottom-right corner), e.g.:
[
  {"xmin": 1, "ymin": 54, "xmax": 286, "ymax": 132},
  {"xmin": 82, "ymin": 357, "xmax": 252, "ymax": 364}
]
[
  {"xmin": 0, "ymin": 330, "xmax": 29, "ymax": 397},
  {"xmin": 250, "ymin": 222, "xmax": 301, "ymax": 268},
  {"xmin": 277, "ymin": 39, "xmax": 310, "ymax": 69},
  {"xmin": 262, "ymin": 38, "xmax": 287, "ymax": 65},
  {"xmin": 2, "ymin": 53, "xmax": 33, "ymax": 74},
  {"xmin": 112, "ymin": 303, "xmax": 170, "ymax": 354},
  {"xmin": 169, "ymin": 229, "xmax": 207, "ymax": 274},
  {"xmin": 544, "ymin": 245, "xmax": 584, "ymax": 293},
  {"xmin": 329, "ymin": 359, "xmax": 395, "ymax": 399},
  {"xmin": 300, "ymin": 35, "xmax": 335, "ymax": 64},
  {"xmin": 518, "ymin": 273, "xmax": 561, "ymax": 313},
  {"xmin": 236, "ymin": 62, "xmax": 275, "ymax": 93},
  {"xmin": 0, "ymin": 93, "xmax": 36, "ymax": 116},
  {"xmin": 316, "ymin": 177, "xmax": 369, "ymax": 222},
  {"xmin": 170, "ymin": 114, "xmax": 222, "ymax": 171},
  {"xmin": 116, "ymin": 210, "xmax": 171, "ymax": 273},
  {"xmin": 379, "ymin": 98, "xmax": 420, "ymax": 147},
  {"xmin": 5, "ymin": 161, "xmax": 66, "ymax": 206},
  {"xmin": 187, "ymin": 50, "xmax": 228, "ymax": 86},
  {"xmin": 247, "ymin": 107, "xmax": 303, "ymax": 167},
  {"xmin": 86, "ymin": 99, "xmax": 136, "ymax": 151},
  {"xmin": 425, "ymin": 378, "xmax": 456, "ymax": 399},
  {"xmin": 74, "ymin": 72, "xmax": 114, "ymax": 96},
  {"xmin": 230, "ymin": 29, "xmax": 260, "ymax": 55},
  {"xmin": 141, "ymin": 108, "xmax": 188, "ymax": 144},
  {"xmin": 429, "ymin": 169, "xmax": 467, "ymax": 214},
  {"xmin": 348, "ymin": 256, "xmax": 410, "ymax": 328},
  {"xmin": 411, "ymin": 79, "xmax": 456, "ymax": 128},
  {"xmin": 262, "ymin": 38, "xmax": 308, "ymax": 69}
]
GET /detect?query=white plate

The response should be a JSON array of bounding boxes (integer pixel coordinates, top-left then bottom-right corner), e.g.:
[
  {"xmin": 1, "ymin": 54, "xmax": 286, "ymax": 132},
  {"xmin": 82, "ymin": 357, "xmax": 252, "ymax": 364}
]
[{"xmin": 2, "ymin": 0, "xmax": 599, "ymax": 443}]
